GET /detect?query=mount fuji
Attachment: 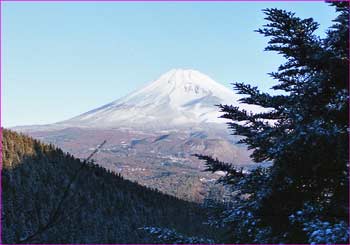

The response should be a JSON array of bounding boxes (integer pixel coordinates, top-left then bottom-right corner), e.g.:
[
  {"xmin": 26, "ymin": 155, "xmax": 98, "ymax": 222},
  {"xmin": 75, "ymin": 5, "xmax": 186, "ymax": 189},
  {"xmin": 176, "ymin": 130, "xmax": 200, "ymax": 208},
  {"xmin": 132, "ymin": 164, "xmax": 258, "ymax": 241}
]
[
  {"xmin": 14, "ymin": 69, "xmax": 261, "ymax": 202},
  {"xmin": 16, "ymin": 69, "xmax": 260, "ymax": 131},
  {"xmin": 56, "ymin": 68, "xmax": 259, "ymax": 130}
]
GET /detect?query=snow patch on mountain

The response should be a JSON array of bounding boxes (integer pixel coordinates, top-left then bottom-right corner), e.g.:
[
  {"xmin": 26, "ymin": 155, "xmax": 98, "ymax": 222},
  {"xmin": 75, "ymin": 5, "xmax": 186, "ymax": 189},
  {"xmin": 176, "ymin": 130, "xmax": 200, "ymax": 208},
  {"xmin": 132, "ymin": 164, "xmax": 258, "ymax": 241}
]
[{"xmin": 59, "ymin": 69, "xmax": 261, "ymax": 129}]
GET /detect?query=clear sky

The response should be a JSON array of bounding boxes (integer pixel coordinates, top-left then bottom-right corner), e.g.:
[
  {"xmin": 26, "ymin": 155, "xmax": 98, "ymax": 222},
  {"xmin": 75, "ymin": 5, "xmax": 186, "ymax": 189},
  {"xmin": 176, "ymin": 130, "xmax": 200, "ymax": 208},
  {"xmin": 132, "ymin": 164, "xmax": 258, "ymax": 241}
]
[{"xmin": 2, "ymin": 1, "xmax": 337, "ymax": 127}]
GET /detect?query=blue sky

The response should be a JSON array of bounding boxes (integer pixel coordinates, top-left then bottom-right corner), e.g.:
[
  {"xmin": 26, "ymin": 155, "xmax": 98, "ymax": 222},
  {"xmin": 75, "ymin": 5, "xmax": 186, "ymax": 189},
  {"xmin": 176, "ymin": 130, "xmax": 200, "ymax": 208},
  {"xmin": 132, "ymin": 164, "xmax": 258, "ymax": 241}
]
[{"xmin": 2, "ymin": 1, "xmax": 337, "ymax": 127}]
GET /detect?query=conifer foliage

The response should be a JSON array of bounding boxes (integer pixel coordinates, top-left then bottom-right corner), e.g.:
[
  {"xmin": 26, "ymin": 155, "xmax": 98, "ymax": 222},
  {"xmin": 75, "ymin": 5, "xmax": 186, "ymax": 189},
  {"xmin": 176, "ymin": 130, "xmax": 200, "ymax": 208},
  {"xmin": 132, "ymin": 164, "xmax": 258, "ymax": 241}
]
[
  {"xmin": 2, "ymin": 129, "xmax": 214, "ymax": 243},
  {"xmin": 198, "ymin": 2, "xmax": 349, "ymax": 243}
]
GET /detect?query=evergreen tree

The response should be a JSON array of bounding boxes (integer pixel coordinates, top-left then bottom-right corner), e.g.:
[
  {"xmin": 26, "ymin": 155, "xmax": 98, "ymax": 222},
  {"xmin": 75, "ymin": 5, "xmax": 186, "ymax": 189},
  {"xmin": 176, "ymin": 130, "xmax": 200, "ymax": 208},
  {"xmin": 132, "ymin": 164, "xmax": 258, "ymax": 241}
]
[
  {"xmin": 2, "ymin": 129, "xmax": 216, "ymax": 243},
  {"xmin": 198, "ymin": 2, "xmax": 349, "ymax": 243}
]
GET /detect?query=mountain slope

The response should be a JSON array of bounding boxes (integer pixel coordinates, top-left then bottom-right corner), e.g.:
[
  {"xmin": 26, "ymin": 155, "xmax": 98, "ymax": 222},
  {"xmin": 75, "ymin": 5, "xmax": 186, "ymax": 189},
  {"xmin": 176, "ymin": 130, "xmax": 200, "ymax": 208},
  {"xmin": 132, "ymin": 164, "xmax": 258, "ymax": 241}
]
[
  {"xmin": 27, "ymin": 127, "xmax": 251, "ymax": 203},
  {"xmin": 10, "ymin": 69, "xmax": 259, "ymax": 203},
  {"xmin": 2, "ymin": 129, "xmax": 217, "ymax": 243},
  {"xmin": 59, "ymin": 69, "xmax": 260, "ymax": 130}
]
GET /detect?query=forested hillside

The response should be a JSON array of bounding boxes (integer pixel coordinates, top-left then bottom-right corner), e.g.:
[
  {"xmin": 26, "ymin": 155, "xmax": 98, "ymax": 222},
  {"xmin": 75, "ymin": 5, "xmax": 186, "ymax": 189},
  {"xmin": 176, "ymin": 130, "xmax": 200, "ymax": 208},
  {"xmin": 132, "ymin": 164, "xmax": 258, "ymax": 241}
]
[{"xmin": 2, "ymin": 129, "xmax": 216, "ymax": 243}]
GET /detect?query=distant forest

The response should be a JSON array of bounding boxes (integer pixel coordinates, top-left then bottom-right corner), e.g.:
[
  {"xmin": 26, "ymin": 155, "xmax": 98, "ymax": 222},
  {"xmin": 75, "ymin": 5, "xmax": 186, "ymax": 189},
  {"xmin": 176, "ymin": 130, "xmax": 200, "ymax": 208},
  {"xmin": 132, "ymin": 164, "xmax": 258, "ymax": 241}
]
[{"xmin": 2, "ymin": 129, "xmax": 219, "ymax": 243}]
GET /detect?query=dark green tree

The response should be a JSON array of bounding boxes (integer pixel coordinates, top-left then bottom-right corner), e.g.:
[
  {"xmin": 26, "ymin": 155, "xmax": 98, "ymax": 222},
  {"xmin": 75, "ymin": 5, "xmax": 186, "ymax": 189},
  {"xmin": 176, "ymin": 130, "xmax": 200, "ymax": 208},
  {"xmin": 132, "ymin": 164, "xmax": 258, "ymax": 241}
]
[
  {"xmin": 2, "ymin": 129, "xmax": 215, "ymax": 243},
  {"xmin": 198, "ymin": 2, "xmax": 349, "ymax": 243}
]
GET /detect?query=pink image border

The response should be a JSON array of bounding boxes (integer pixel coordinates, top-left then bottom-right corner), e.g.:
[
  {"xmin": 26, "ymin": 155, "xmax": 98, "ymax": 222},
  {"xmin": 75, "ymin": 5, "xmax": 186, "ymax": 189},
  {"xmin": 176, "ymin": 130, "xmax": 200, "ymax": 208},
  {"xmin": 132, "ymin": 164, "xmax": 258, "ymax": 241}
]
[{"xmin": 0, "ymin": 0, "xmax": 348, "ymax": 244}]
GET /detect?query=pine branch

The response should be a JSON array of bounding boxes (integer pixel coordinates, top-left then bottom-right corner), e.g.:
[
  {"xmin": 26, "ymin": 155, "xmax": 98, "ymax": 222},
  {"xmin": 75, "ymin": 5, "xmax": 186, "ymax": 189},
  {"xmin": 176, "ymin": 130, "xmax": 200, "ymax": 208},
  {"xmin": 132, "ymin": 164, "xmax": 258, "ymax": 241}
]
[{"xmin": 194, "ymin": 154, "xmax": 245, "ymax": 184}]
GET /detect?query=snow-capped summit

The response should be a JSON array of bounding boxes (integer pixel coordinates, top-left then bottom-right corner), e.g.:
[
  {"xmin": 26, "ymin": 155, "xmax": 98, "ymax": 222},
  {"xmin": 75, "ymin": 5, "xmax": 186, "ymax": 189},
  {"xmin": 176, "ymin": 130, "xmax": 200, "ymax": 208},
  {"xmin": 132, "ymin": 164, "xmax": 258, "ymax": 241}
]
[
  {"xmin": 110, "ymin": 68, "xmax": 238, "ymax": 108},
  {"xmin": 60, "ymin": 69, "xmax": 258, "ymax": 130}
]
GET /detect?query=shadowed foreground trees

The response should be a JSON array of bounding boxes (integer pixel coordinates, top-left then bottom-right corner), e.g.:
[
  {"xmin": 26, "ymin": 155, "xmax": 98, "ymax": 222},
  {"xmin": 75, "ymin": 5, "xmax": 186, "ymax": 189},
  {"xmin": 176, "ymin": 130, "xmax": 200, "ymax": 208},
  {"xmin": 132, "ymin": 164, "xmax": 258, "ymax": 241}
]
[
  {"xmin": 2, "ymin": 129, "xmax": 217, "ymax": 243},
  {"xmin": 197, "ymin": 2, "xmax": 349, "ymax": 243}
]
